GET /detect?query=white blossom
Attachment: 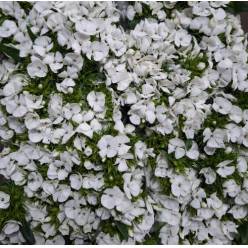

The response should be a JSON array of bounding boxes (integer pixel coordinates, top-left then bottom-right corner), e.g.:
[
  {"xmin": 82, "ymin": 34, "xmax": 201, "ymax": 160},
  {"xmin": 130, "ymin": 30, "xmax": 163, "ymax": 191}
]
[{"xmin": 0, "ymin": 191, "xmax": 10, "ymax": 209}]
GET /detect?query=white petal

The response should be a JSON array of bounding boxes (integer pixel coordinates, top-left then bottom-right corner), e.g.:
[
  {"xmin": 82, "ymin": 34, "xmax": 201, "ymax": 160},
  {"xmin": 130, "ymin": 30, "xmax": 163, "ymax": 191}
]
[
  {"xmin": 13, "ymin": 105, "xmax": 27, "ymax": 117},
  {"xmin": 76, "ymin": 123, "xmax": 93, "ymax": 138},
  {"xmin": 101, "ymin": 194, "xmax": 115, "ymax": 209},
  {"xmin": 69, "ymin": 174, "xmax": 82, "ymax": 190},
  {"xmin": 175, "ymin": 147, "xmax": 185, "ymax": 159},
  {"xmin": 29, "ymin": 130, "xmax": 43, "ymax": 143}
]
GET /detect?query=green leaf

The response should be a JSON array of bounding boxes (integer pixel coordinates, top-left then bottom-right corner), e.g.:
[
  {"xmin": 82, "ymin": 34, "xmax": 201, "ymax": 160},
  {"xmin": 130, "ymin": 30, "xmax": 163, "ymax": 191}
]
[
  {"xmin": 20, "ymin": 220, "xmax": 35, "ymax": 245},
  {"xmin": 115, "ymin": 221, "xmax": 129, "ymax": 241},
  {"xmin": 27, "ymin": 26, "xmax": 36, "ymax": 41},
  {"xmin": 185, "ymin": 139, "xmax": 193, "ymax": 150},
  {"xmin": 143, "ymin": 237, "xmax": 158, "ymax": 245},
  {"xmin": 0, "ymin": 43, "xmax": 21, "ymax": 62},
  {"xmin": 19, "ymin": 1, "xmax": 33, "ymax": 14},
  {"xmin": 237, "ymin": 223, "xmax": 248, "ymax": 244},
  {"xmin": 226, "ymin": 2, "xmax": 248, "ymax": 14}
]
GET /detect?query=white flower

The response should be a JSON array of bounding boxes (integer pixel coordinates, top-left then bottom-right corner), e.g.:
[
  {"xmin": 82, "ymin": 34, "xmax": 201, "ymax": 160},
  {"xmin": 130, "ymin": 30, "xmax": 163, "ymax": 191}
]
[
  {"xmin": 186, "ymin": 141, "xmax": 199, "ymax": 160},
  {"xmin": 213, "ymin": 97, "xmax": 232, "ymax": 115},
  {"xmin": 0, "ymin": 20, "xmax": 17, "ymax": 38},
  {"xmin": 0, "ymin": 191, "xmax": 10, "ymax": 209},
  {"xmin": 175, "ymin": 30, "xmax": 192, "ymax": 47},
  {"xmin": 33, "ymin": 36, "xmax": 53, "ymax": 57},
  {"xmin": 75, "ymin": 19, "xmax": 105, "ymax": 36},
  {"xmin": 221, "ymin": 221, "xmax": 237, "ymax": 240},
  {"xmin": 43, "ymin": 52, "xmax": 63, "ymax": 73},
  {"xmin": 76, "ymin": 122, "xmax": 93, "ymax": 138},
  {"xmin": 28, "ymin": 130, "xmax": 43, "ymax": 143},
  {"xmin": 64, "ymin": 199, "xmax": 79, "ymax": 219},
  {"xmin": 59, "ymin": 53, "xmax": 84, "ymax": 79},
  {"xmin": 45, "ymin": 235, "xmax": 65, "ymax": 245},
  {"xmin": 223, "ymin": 179, "xmax": 241, "ymax": 198},
  {"xmin": 56, "ymin": 78, "xmax": 75, "ymax": 94},
  {"xmin": 235, "ymin": 190, "xmax": 248, "ymax": 205},
  {"xmin": 171, "ymin": 175, "xmax": 191, "ymax": 197},
  {"xmin": 192, "ymin": 2, "xmax": 211, "ymax": 16},
  {"xmin": 101, "ymin": 186, "xmax": 123, "ymax": 209},
  {"xmin": 0, "ymin": 2, "xmax": 248, "ymax": 244},
  {"xmin": 97, "ymin": 135, "xmax": 116, "ymax": 159},
  {"xmin": 135, "ymin": 141, "xmax": 154, "ymax": 160},
  {"xmin": 237, "ymin": 157, "xmax": 247, "ymax": 173},
  {"xmin": 42, "ymin": 181, "xmax": 57, "ymax": 196},
  {"xmin": 90, "ymin": 41, "xmax": 109, "ymax": 61},
  {"xmin": 191, "ymin": 188, "xmax": 206, "ymax": 209},
  {"xmin": 53, "ymin": 184, "xmax": 71, "ymax": 202},
  {"xmin": 226, "ymin": 124, "xmax": 243, "ymax": 143},
  {"xmin": 123, "ymin": 172, "xmax": 142, "ymax": 199},
  {"xmin": 47, "ymin": 12, "xmax": 65, "ymax": 31},
  {"xmin": 27, "ymin": 172, "xmax": 43, "ymax": 192},
  {"xmin": 168, "ymin": 138, "xmax": 185, "ymax": 159},
  {"xmin": 27, "ymin": 60, "xmax": 48, "ymax": 78},
  {"xmin": 197, "ymin": 207, "xmax": 215, "ymax": 220},
  {"xmin": 126, "ymin": 5, "xmax": 136, "ymax": 20},
  {"xmin": 229, "ymin": 206, "xmax": 248, "ymax": 219},
  {"xmin": 25, "ymin": 113, "xmax": 40, "ymax": 130},
  {"xmin": 216, "ymin": 160, "xmax": 235, "ymax": 178},
  {"xmin": 106, "ymin": 28, "xmax": 127, "ymax": 57},
  {"xmin": 155, "ymin": 154, "xmax": 169, "ymax": 178},
  {"xmin": 82, "ymin": 174, "xmax": 104, "ymax": 191},
  {"xmin": 87, "ymin": 91, "xmax": 105, "ymax": 112},
  {"xmin": 159, "ymin": 225, "xmax": 179, "ymax": 245},
  {"xmin": 106, "ymin": 63, "xmax": 132, "ymax": 91},
  {"xmin": 211, "ymin": 8, "xmax": 226, "ymax": 21},
  {"xmin": 207, "ymin": 193, "xmax": 223, "ymax": 209},
  {"xmin": 2, "ymin": 75, "xmax": 25, "ymax": 97},
  {"xmin": 3, "ymin": 221, "xmax": 19, "ymax": 235},
  {"xmin": 229, "ymin": 105, "xmax": 242, "ymax": 124},
  {"xmin": 47, "ymin": 160, "xmax": 72, "ymax": 181},
  {"xmin": 200, "ymin": 167, "xmax": 216, "ymax": 184},
  {"xmin": 204, "ymin": 128, "xmax": 226, "ymax": 149},
  {"xmin": 41, "ymin": 223, "xmax": 56, "ymax": 238}
]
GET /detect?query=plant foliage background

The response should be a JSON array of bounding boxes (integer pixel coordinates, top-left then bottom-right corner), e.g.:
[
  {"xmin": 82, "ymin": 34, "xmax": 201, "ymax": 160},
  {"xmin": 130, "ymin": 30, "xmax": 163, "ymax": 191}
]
[{"xmin": 0, "ymin": 1, "xmax": 248, "ymax": 245}]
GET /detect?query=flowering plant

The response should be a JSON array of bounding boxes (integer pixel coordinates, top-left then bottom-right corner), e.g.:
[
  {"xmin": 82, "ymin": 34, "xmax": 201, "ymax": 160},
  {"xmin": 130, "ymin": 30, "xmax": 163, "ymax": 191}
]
[{"xmin": 0, "ymin": 1, "xmax": 248, "ymax": 245}]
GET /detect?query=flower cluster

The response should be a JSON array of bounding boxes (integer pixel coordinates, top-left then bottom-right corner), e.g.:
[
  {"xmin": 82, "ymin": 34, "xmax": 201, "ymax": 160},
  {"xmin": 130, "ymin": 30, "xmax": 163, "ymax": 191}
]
[{"xmin": 0, "ymin": 1, "xmax": 248, "ymax": 245}]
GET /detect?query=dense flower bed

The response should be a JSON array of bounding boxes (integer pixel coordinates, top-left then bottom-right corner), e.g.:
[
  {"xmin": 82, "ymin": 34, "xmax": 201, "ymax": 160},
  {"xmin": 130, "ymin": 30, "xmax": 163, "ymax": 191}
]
[{"xmin": 0, "ymin": 1, "xmax": 248, "ymax": 245}]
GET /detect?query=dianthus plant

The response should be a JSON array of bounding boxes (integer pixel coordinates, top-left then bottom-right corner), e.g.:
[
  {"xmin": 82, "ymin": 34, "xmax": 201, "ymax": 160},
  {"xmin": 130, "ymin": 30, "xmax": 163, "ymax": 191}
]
[{"xmin": 1, "ymin": 1, "xmax": 248, "ymax": 245}]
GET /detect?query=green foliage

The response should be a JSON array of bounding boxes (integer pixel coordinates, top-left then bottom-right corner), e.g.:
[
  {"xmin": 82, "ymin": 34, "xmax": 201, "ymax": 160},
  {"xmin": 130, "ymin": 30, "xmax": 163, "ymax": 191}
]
[
  {"xmin": 101, "ymin": 219, "xmax": 117, "ymax": 237},
  {"xmin": 226, "ymin": 2, "xmax": 248, "ymax": 14},
  {"xmin": 161, "ymin": 62, "xmax": 172, "ymax": 74},
  {"xmin": 0, "ymin": 10, "xmax": 14, "ymax": 25},
  {"xmin": 142, "ymin": 222, "xmax": 163, "ymax": 245},
  {"xmin": 115, "ymin": 221, "xmax": 129, "ymax": 241},
  {"xmin": 203, "ymin": 111, "xmax": 230, "ymax": 129},
  {"xmin": 187, "ymin": 29, "xmax": 202, "ymax": 43},
  {"xmin": 230, "ymin": 89, "xmax": 248, "ymax": 110},
  {"xmin": 27, "ymin": 26, "xmax": 37, "ymax": 41},
  {"xmin": 235, "ymin": 222, "xmax": 248, "ymax": 244},
  {"xmin": 103, "ymin": 158, "xmax": 124, "ymax": 189},
  {"xmin": 195, "ymin": 149, "xmax": 241, "ymax": 199},
  {"xmin": 37, "ymin": 163, "xmax": 49, "ymax": 179},
  {"xmin": 20, "ymin": 220, "xmax": 35, "ymax": 245},
  {"xmin": 195, "ymin": 149, "xmax": 238, "ymax": 170},
  {"xmin": 0, "ymin": 43, "xmax": 21, "ymax": 62},
  {"xmin": 157, "ymin": 178, "xmax": 171, "ymax": 195},
  {"xmin": 180, "ymin": 53, "xmax": 209, "ymax": 79},
  {"xmin": 19, "ymin": 2, "xmax": 33, "ymax": 14},
  {"xmin": 188, "ymin": 206, "xmax": 197, "ymax": 217},
  {"xmin": 218, "ymin": 33, "xmax": 227, "ymax": 46},
  {"xmin": 121, "ymin": 3, "xmax": 157, "ymax": 30},
  {"xmin": 47, "ymin": 203, "xmax": 60, "ymax": 228},
  {"xmin": 0, "ymin": 180, "xmax": 26, "ymax": 229}
]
